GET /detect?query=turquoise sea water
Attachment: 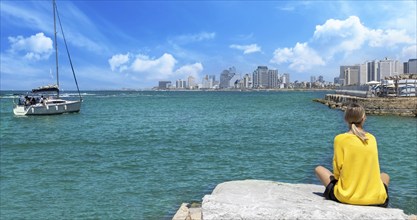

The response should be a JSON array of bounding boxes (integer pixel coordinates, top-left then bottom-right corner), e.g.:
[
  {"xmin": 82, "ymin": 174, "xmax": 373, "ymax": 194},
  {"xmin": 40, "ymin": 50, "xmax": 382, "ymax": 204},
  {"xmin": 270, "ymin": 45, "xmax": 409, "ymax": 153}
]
[{"xmin": 1, "ymin": 91, "xmax": 416, "ymax": 219}]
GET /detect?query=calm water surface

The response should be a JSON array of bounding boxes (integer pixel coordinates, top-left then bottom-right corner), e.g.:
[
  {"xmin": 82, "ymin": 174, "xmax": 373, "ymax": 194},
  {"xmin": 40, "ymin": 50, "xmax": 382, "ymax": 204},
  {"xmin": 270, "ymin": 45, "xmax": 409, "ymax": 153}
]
[{"xmin": 1, "ymin": 91, "xmax": 416, "ymax": 219}]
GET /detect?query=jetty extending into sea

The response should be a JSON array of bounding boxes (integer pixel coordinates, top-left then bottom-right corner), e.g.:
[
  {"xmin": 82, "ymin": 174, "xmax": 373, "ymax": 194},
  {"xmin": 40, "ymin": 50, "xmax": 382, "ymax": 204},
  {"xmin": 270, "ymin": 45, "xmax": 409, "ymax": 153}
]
[
  {"xmin": 314, "ymin": 94, "xmax": 417, "ymax": 117},
  {"xmin": 313, "ymin": 77, "xmax": 417, "ymax": 117}
]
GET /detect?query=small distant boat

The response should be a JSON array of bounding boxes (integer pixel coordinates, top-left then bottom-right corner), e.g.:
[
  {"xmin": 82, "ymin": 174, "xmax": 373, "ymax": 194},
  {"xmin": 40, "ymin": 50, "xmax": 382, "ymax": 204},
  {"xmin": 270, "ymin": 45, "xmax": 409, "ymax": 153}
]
[{"xmin": 13, "ymin": 0, "xmax": 82, "ymax": 116}]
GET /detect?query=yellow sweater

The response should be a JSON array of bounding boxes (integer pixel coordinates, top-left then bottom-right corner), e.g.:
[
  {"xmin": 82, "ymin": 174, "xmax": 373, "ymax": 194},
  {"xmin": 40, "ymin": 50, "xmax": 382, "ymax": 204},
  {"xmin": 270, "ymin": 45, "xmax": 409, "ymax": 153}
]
[{"xmin": 333, "ymin": 133, "xmax": 387, "ymax": 205}]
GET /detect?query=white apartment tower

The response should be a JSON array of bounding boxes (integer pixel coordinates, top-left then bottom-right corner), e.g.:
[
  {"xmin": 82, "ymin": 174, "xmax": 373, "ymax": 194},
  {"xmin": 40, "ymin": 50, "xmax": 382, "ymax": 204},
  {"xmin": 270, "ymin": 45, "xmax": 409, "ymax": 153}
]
[
  {"xmin": 252, "ymin": 66, "xmax": 279, "ymax": 89},
  {"xmin": 242, "ymin": 74, "xmax": 252, "ymax": 88},
  {"xmin": 340, "ymin": 58, "xmax": 406, "ymax": 85},
  {"xmin": 202, "ymin": 75, "xmax": 215, "ymax": 89},
  {"xmin": 188, "ymin": 76, "xmax": 196, "ymax": 89},
  {"xmin": 176, "ymin": 79, "xmax": 187, "ymax": 89},
  {"xmin": 253, "ymin": 66, "xmax": 268, "ymax": 88},
  {"xmin": 344, "ymin": 66, "xmax": 360, "ymax": 85},
  {"xmin": 378, "ymin": 58, "xmax": 403, "ymax": 79},
  {"xmin": 282, "ymin": 73, "xmax": 290, "ymax": 87},
  {"xmin": 268, "ymin": 69, "xmax": 279, "ymax": 88},
  {"xmin": 340, "ymin": 65, "xmax": 360, "ymax": 85}
]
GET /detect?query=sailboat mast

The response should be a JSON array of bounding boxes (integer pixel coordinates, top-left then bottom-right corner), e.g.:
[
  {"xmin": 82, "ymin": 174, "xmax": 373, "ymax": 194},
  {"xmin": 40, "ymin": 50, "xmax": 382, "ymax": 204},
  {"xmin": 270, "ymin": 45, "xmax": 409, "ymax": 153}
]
[{"xmin": 53, "ymin": 0, "xmax": 59, "ymax": 97}]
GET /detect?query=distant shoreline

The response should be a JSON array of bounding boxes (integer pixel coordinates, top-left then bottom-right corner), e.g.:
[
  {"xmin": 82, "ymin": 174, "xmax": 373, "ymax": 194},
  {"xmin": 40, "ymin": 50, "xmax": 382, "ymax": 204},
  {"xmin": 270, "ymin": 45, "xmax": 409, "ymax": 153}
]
[
  {"xmin": 151, "ymin": 88, "xmax": 335, "ymax": 92},
  {"xmin": 1, "ymin": 88, "xmax": 335, "ymax": 93}
]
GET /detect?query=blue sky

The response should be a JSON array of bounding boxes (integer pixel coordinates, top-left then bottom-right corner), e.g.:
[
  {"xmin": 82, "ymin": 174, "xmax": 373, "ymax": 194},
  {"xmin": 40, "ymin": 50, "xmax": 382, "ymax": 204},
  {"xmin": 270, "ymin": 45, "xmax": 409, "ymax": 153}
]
[{"xmin": 1, "ymin": 1, "xmax": 416, "ymax": 90}]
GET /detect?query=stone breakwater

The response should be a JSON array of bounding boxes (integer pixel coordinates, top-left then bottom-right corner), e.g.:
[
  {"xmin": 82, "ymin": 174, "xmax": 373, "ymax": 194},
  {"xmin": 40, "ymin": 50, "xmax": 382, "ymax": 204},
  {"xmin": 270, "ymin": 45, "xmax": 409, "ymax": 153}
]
[
  {"xmin": 314, "ymin": 94, "xmax": 417, "ymax": 117},
  {"xmin": 173, "ymin": 180, "xmax": 416, "ymax": 220}
]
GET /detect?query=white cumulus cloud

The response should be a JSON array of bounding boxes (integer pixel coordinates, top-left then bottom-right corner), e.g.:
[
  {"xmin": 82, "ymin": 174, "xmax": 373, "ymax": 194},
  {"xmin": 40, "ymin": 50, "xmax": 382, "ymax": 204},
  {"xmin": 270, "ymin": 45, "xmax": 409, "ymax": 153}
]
[
  {"xmin": 108, "ymin": 53, "xmax": 130, "ymax": 71},
  {"xmin": 131, "ymin": 53, "xmax": 177, "ymax": 80},
  {"xmin": 108, "ymin": 52, "xmax": 204, "ymax": 81},
  {"xmin": 272, "ymin": 15, "xmax": 415, "ymax": 72},
  {"xmin": 230, "ymin": 44, "xmax": 262, "ymax": 54},
  {"xmin": 313, "ymin": 16, "xmax": 367, "ymax": 56},
  {"xmin": 8, "ymin": 32, "xmax": 53, "ymax": 61},
  {"xmin": 174, "ymin": 63, "xmax": 203, "ymax": 79},
  {"xmin": 314, "ymin": 16, "xmax": 414, "ymax": 54},
  {"xmin": 270, "ymin": 42, "xmax": 325, "ymax": 72},
  {"xmin": 367, "ymin": 29, "xmax": 414, "ymax": 47}
]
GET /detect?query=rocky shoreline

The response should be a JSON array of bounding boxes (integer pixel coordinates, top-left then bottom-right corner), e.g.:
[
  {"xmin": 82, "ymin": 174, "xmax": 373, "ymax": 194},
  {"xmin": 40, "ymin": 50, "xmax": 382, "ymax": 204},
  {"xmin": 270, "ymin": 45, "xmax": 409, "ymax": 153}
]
[{"xmin": 314, "ymin": 94, "xmax": 417, "ymax": 117}]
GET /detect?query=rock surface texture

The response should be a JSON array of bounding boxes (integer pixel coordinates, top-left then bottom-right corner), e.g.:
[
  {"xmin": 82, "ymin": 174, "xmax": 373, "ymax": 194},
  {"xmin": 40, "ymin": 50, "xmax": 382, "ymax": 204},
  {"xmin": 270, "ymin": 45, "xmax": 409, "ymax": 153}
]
[{"xmin": 201, "ymin": 180, "xmax": 410, "ymax": 220}]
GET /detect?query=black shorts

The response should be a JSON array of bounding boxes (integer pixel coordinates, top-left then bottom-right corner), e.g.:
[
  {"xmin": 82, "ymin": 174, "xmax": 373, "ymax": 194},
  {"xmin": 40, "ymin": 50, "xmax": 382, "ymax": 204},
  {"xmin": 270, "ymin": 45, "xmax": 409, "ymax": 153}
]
[
  {"xmin": 323, "ymin": 179, "xmax": 389, "ymax": 208},
  {"xmin": 324, "ymin": 179, "xmax": 340, "ymax": 202}
]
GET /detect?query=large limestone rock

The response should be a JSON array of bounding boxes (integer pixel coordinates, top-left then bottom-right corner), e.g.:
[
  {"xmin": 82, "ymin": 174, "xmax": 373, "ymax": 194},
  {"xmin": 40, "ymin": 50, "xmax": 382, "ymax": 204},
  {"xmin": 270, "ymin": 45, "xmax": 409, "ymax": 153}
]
[{"xmin": 202, "ymin": 180, "xmax": 409, "ymax": 220}]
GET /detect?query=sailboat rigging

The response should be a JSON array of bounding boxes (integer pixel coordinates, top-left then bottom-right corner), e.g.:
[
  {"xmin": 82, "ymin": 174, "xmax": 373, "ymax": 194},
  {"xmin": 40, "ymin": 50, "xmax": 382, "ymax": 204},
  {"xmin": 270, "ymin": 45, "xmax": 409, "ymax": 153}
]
[{"xmin": 13, "ymin": 0, "xmax": 82, "ymax": 116}]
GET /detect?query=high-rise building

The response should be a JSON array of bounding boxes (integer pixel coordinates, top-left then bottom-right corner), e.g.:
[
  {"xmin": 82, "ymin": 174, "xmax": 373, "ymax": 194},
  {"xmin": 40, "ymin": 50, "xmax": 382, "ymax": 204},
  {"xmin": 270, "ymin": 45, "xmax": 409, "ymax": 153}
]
[
  {"xmin": 395, "ymin": 60, "xmax": 403, "ymax": 76},
  {"xmin": 188, "ymin": 76, "xmax": 196, "ymax": 89},
  {"xmin": 318, "ymin": 75, "xmax": 324, "ymax": 83},
  {"xmin": 268, "ymin": 69, "xmax": 279, "ymax": 88},
  {"xmin": 378, "ymin": 58, "xmax": 403, "ymax": 79},
  {"xmin": 359, "ymin": 63, "xmax": 367, "ymax": 85},
  {"xmin": 407, "ymin": 59, "xmax": 417, "ymax": 74},
  {"xmin": 242, "ymin": 74, "xmax": 252, "ymax": 88},
  {"xmin": 282, "ymin": 73, "xmax": 290, "ymax": 87},
  {"xmin": 158, "ymin": 81, "xmax": 171, "ymax": 89},
  {"xmin": 209, "ymin": 75, "xmax": 216, "ymax": 85},
  {"xmin": 344, "ymin": 66, "xmax": 360, "ymax": 85},
  {"xmin": 310, "ymin": 76, "xmax": 317, "ymax": 83},
  {"xmin": 340, "ymin": 65, "xmax": 355, "ymax": 85},
  {"xmin": 341, "ymin": 58, "xmax": 405, "ymax": 84},
  {"xmin": 340, "ymin": 65, "xmax": 359, "ymax": 85},
  {"xmin": 229, "ymin": 73, "xmax": 241, "ymax": 88},
  {"xmin": 252, "ymin": 66, "xmax": 278, "ymax": 89},
  {"xmin": 404, "ymin": 62, "xmax": 409, "ymax": 74},
  {"xmin": 367, "ymin": 60, "xmax": 379, "ymax": 82},
  {"xmin": 176, "ymin": 79, "xmax": 187, "ymax": 89},
  {"xmin": 253, "ymin": 66, "xmax": 268, "ymax": 88},
  {"xmin": 201, "ymin": 75, "xmax": 216, "ymax": 89},
  {"xmin": 339, "ymin": 66, "xmax": 347, "ymax": 85},
  {"xmin": 219, "ymin": 67, "xmax": 236, "ymax": 89}
]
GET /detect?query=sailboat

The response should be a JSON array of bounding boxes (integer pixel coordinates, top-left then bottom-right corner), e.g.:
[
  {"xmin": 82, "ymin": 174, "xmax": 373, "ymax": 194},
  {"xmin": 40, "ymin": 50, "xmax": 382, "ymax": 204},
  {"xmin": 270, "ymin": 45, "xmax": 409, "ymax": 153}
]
[{"xmin": 13, "ymin": 0, "xmax": 82, "ymax": 116}]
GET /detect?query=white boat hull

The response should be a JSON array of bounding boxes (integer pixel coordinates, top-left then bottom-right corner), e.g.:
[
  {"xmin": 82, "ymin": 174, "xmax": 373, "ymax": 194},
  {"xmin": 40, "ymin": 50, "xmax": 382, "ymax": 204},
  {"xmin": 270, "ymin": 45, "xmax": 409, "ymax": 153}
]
[{"xmin": 13, "ymin": 100, "xmax": 81, "ymax": 116}]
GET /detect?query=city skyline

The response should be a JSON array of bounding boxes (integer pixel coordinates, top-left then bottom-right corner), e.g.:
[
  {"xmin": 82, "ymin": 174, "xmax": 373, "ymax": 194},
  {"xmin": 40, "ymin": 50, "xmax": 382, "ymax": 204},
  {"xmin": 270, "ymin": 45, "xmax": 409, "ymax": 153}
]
[
  {"xmin": 159, "ymin": 57, "xmax": 416, "ymax": 90},
  {"xmin": 339, "ymin": 58, "xmax": 416, "ymax": 86},
  {"xmin": 158, "ymin": 65, "xmax": 332, "ymax": 90},
  {"xmin": 1, "ymin": 1, "xmax": 416, "ymax": 90}
]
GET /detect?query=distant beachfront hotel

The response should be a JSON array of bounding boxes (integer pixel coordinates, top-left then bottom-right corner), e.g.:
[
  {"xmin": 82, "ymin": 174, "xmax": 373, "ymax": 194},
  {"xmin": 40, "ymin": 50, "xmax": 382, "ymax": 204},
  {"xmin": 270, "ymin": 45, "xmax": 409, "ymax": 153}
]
[{"xmin": 339, "ymin": 58, "xmax": 416, "ymax": 86}]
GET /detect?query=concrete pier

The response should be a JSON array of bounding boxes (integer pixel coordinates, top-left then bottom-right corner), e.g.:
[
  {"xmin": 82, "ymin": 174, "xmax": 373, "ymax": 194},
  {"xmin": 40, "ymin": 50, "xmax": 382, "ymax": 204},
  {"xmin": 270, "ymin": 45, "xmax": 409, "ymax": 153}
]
[{"xmin": 314, "ymin": 94, "xmax": 417, "ymax": 116}]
